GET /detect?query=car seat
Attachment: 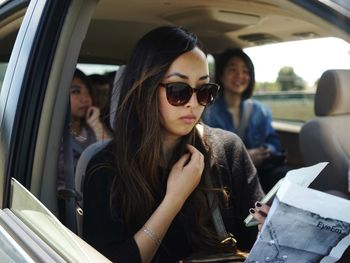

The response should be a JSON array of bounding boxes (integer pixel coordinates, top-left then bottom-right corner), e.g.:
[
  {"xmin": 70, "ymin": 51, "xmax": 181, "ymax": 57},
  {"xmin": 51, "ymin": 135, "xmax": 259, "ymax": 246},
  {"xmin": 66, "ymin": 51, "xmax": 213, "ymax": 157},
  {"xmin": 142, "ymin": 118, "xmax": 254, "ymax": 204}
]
[
  {"xmin": 299, "ymin": 69, "xmax": 350, "ymax": 197},
  {"xmin": 74, "ymin": 65, "xmax": 126, "ymax": 237}
]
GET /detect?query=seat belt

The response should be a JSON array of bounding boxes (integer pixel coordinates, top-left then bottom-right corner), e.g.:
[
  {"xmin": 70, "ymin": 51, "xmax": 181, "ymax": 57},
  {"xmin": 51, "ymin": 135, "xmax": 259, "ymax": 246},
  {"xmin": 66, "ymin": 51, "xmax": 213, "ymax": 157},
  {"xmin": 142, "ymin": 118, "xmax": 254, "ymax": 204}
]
[
  {"xmin": 196, "ymin": 124, "xmax": 236, "ymax": 245},
  {"xmin": 236, "ymin": 99, "xmax": 253, "ymax": 139},
  {"xmin": 61, "ymin": 105, "xmax": 78, "ymax": 233},
  {"xmin": 205, "ymin": 172, "xmax": 230, "ymax": 238}
]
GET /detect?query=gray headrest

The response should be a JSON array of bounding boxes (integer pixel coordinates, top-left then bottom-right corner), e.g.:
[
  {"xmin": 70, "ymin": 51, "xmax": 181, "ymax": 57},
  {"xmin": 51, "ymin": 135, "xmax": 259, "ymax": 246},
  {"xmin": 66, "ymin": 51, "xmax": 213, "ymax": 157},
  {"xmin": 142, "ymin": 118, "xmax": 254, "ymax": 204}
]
[
  {"xmin": 315, "ymin": 69, "xmax": 350, "ymax": 116},
  {"xmin": 110, "ymin": 65, "xmax": 126, "ymax": 128}
]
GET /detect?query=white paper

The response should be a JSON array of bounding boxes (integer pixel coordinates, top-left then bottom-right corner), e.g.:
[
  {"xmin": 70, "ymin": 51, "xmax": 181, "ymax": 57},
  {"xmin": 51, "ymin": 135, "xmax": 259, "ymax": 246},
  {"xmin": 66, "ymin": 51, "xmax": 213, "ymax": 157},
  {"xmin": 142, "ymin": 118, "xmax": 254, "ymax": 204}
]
[
  {"xmin": 246, "ymin": 162, "xmax": 350, "ymax": 263},
  {"xmin": 244, "ymin": 162, "xmax": 328, "ymax": 227},
  {"xmin": 284, "ymin": 161, "xmax": 328, "ymax": 186}
]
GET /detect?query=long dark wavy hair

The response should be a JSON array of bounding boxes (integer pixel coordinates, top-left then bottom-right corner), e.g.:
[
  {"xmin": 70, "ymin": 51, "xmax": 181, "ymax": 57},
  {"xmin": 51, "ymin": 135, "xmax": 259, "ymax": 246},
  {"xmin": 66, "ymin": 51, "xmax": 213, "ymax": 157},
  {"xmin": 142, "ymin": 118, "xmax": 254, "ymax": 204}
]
[{"xmin": 110, "ymin": 26, "xmax": 232, "ymax": 253}]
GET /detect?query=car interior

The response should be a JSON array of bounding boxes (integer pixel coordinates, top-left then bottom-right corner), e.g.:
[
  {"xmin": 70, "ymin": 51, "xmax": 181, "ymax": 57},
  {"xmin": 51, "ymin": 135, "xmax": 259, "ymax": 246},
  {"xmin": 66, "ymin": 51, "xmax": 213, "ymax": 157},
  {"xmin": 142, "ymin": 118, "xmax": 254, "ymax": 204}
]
[
  {"xmin": 1, "ymin": 0, "xmax": 350, "ymax": 260},
  {"xmin": 300, "ymin": 69, "xmax": 350, "ymax": 197}
]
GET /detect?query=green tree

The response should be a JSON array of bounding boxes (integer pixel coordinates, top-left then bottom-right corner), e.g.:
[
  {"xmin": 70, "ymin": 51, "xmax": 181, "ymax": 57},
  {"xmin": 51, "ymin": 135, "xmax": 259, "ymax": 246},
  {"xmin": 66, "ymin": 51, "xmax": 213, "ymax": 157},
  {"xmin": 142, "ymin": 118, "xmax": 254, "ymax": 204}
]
[
  {"xmin": 276, "ymin": 66, "xmax": 305, "ymax": 91},
  {"xmin": 255, "ymin": 81, "xmax": 279, "ymax": 92}
]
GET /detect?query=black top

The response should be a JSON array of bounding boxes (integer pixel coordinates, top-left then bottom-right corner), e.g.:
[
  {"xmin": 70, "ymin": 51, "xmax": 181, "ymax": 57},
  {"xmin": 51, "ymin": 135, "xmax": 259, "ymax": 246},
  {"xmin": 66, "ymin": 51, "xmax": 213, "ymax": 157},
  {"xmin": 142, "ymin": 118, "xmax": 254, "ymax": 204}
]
[{"xmin": 83, "ymin": 126, "xmax": 264, "ymax": 262}]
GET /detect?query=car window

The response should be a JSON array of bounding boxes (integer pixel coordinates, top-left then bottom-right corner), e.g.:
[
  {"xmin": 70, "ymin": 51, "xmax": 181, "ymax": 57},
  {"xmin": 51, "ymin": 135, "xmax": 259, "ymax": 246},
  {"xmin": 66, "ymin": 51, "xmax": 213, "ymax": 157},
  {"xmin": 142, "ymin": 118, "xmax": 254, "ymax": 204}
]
[
  {"xmin": 0, "ymin": 63, "xmax": 7, "ymax": 91},
  {"xmin": 9, "ymin": 178, "xmax": 94, "ymax": 263},
  {"xmin": 244, "ymin": 37, "xmax": 350, "ymax": 124},
  {"xmin": 77, "ymin": 63, "xmax": 118, "ymax": 75},
  {"xmin": 0, "ymin": 0, "xmax": 10, "ymax": 7},
  {"xmin": 320, "ymin": 0, "xmax": 350, "ymax": 13}
]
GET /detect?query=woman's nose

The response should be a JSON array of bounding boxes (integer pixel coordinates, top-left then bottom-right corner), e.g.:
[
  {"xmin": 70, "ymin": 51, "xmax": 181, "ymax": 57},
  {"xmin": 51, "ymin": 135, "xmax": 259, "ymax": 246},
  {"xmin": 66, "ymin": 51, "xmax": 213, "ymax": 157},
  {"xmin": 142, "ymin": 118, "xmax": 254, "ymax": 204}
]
[
  {"xmin": 235, "ymin": 70, "xmax": 243, "ymax": 79},
  {"xmin": 185, "ymin": 91, "xmax": 200, "ymax": 107},
  {"xmin": 81, "ymin": 94, "xmax": 91, "ymax": 103}
]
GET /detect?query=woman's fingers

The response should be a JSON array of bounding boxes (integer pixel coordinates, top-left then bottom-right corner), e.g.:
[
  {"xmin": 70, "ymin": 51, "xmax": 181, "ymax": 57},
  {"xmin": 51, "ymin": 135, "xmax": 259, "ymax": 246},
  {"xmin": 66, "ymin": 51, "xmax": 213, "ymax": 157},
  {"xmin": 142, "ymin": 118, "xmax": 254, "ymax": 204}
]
[
  {"xmin": 185, "ymin": 144, "xmax": 203, "ymax": 159},
  {"xmin": 185, "ymin": 144, "xmax": 204, "ymax": 165},
  {"xmin": 249, "ymin": 208, "xmax": 265, "ymax": 223},
  {"xmin": 249, "ymin": 202, "xmax": 270, "ymax": 231},
  {"xmin": 171, "ymin": 145, "xmax": 203, "ymax": 174},
  {"xmin": 173, "ymin": 153, "xmax": 191, "ymax": 169},
  {"xmin": 256, "ymin": 147, "xmax": 270, "ymax": 159},
  {"xmin": 87, "ymin": 106, "xmax": 100, "ymax": 118},
  {"xmin": 86, "ymin": 107, "xmax": 93, "ymax": 117},
  {"xmin": 166, "ymin": 145, "xmax": 204, "ymax": 205},
  {"xmin": 173, "ymin": 145, "xmax": 201, "ymax": 168},
  {"xmin": 248, "ymin": 148, "xmax": 266, "ymax": 166},
  {"xmin": 249, "ymin": 208, "xmax": 265, "ymax": 231},
  {"xmin": 255, "ymin": 201, "xmax": 270, "ymax": 214},
  {"xmin": 248, "ymin": 147, "xmax": 271, "ymax": 166}
]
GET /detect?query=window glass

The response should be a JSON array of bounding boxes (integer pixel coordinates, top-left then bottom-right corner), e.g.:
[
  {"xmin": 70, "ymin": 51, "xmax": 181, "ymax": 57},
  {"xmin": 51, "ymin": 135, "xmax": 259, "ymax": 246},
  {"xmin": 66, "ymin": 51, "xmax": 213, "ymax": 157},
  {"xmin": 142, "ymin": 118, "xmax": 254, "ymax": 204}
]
[
  {"xmin": 244, "ymin": 37, "xmax": 350, "ymax": 123},
  {"xmin": 0, "ymin": 0, "xmax": 10, "ymax": 6},
  {"xmin": 0, "ymin": 63, "xmax": 7, "ymax": 91},
  {"xmin": 9, "ymin": 178, "xmax": 95, "ymax": 263},
  {"xmin": 331, "ymin": 0, "xmax": 350, "ymax": 9},
  {"xmin": 207, "ymin": 54, "xmax": 215, "ymax": 79},
  {"xmin": 77, "ymin": 63, "xmax": 118, "ymax": 75}
]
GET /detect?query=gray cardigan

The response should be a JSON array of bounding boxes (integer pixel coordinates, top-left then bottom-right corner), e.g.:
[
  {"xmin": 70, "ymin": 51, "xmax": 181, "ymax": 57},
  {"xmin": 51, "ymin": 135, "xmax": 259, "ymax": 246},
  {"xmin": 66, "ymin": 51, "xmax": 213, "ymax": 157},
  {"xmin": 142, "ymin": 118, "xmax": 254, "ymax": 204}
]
[{"xmin": 83, "ymin": 125, "xmax": 264, "ymax": 263}]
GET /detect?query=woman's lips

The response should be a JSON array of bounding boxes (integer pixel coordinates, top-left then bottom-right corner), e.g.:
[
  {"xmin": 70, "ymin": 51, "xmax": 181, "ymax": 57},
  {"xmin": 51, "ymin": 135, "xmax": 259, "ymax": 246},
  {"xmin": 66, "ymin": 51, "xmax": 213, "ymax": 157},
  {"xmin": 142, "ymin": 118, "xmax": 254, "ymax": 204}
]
[
  {"xmin": 79, "ymin": 106, "xmax": 90, "ymax": 112},
  {"xmin": 180, "ymin": 114, "xmax": 197, "ymax": 124}
]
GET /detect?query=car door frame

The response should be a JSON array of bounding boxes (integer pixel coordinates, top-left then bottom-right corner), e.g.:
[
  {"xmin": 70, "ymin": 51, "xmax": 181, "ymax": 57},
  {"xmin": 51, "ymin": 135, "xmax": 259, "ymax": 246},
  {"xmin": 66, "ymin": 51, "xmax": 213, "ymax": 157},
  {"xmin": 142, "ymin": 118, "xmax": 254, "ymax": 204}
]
[
  {"xmin": 0, "ymin": 0, "xmax": 110, "ymax": 260},
  {"xmin": 0, "ymin": 0, "xmax": 97, "ymax": 215},
  {"xmin": 0, "ymin": 0, "xmax": 73, "ymax": 210}
]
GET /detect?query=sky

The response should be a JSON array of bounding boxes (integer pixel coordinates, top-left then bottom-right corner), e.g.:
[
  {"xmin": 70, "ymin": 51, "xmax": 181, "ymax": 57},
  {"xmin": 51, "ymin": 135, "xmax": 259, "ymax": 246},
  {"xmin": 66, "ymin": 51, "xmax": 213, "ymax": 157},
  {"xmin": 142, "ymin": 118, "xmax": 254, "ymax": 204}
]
[{"xmin": 244, "ymin": 37, "xmax": 350, "ymax": 87}]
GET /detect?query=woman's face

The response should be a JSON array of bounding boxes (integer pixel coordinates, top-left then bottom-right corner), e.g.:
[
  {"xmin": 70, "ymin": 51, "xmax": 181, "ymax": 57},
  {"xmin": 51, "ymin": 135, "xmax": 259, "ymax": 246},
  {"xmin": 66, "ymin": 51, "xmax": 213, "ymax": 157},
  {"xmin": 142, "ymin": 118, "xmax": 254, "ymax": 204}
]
[
  {"xmin": 221, "ymin": 56, "xmax": 250, "ymax": 96},
  {"xmin": 70, "ymin": 77, "xmax": 93, "ymax": 119},
  {"xmin": 158, "ymin": 47, "xmax": 209, "ymax": 140}
]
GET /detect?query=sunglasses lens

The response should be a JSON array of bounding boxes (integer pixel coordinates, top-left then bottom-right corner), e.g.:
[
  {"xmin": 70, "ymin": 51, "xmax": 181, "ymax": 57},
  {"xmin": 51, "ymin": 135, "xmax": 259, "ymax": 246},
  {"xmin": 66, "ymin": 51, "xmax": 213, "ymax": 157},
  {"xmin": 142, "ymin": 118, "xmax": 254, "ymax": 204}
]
[
  {"xmin": 197, "ymin": 84, "xmax": 219, "ymax": 106},
  {"xmin": 165, "ymin": 83, "xmax": 192, "ymax": 106}
]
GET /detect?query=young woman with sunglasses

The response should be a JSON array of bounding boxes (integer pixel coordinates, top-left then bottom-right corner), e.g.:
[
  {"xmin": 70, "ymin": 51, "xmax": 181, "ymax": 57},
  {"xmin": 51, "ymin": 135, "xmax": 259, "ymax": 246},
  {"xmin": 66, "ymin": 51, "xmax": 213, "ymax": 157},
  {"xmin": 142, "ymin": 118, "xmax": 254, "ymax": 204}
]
[{"xmin": 83, "ymin": 26, "xmax": 267, "ymax": 263}]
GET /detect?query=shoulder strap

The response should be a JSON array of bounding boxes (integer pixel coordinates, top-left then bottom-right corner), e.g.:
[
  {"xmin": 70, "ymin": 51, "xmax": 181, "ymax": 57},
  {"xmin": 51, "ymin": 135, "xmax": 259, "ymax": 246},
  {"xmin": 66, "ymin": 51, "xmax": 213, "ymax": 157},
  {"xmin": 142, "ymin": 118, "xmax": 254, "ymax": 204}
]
[
  {"xmin": 196, "ymin": 125, "xmax": 233, "ymax": 242},
  {"xmin": 236, "ymin": 99, "xmax": 253, "ymax": 139},
  {"xmin": 62, "ymin": 107, "xmax": 78, "ymax": 233},
  {"xmin": 204, "ymin": 173, "xmax": 229, "ymax": 240},
  {"xmin": 71, "ymin": 138, "xmax": 85, "ymax": 155}
]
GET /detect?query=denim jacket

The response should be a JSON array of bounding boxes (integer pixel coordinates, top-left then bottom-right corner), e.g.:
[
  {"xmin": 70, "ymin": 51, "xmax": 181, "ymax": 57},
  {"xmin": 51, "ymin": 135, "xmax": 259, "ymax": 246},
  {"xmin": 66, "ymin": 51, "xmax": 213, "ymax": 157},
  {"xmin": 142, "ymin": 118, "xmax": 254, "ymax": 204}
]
[{"xmin": 202, "ymin": 95, "xmax": 281, "ymax": 153}]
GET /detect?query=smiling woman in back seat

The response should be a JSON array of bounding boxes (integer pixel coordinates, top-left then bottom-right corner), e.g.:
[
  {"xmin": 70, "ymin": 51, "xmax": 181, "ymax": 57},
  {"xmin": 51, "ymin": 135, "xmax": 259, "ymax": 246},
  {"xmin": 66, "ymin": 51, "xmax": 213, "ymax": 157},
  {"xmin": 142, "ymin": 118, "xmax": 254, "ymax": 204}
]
[{"xmin": 83, "ymin": 26, "xmax": 266, "ymax": 263}]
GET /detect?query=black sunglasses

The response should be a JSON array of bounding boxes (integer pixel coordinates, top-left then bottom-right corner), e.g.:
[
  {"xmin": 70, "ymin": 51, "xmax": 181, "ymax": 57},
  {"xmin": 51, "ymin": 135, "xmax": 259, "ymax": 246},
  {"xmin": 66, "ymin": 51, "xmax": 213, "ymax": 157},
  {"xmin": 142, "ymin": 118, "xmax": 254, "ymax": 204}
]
[{"xmin": 160, "ymin": 82, "xmax": 220, "ymax": 106}]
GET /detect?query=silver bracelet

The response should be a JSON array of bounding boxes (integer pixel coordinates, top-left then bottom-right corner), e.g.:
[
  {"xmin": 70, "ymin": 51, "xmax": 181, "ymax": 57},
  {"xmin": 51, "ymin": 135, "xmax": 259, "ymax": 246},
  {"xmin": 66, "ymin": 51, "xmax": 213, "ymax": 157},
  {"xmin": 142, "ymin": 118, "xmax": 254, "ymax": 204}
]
[{"xmin": 143, "ymin": 225, "xmax": 161, "ymax": 246}]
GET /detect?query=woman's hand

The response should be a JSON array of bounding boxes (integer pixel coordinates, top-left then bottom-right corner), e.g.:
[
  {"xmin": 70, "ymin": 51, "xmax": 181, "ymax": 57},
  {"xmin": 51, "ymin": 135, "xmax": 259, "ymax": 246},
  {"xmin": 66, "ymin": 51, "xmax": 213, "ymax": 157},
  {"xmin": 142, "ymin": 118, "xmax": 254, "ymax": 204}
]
[
  {"xmin": 86, "ymin": 106, "xmax": 111, "ymax": 140},
  {"xmin": 165, "ymin": 144, "xmax": 204, "ymax": 210},
  {"xmin": 86, "ymin": 106, "xmax": 101, "ymax": 127},
  {"xmin": 247, "ymin": 147, "xmax": 271, "ymax": 166},
  {"xmin": 135, "ymin": 146, "xmax": 203, "ymax": 263},
  {"xmin": 249, "ymin": 201, "xmax": 270, "ymax": 231}
]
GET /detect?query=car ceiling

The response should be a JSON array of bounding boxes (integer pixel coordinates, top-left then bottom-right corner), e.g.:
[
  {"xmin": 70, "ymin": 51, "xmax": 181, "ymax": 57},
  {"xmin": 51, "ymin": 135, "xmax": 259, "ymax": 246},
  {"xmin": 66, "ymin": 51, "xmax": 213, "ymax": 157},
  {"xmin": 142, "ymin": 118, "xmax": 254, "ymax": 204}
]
[
  {"xmin": 0, "ymin": 0, "xmax": 349, "ymax": 64},
  {"xmin": 79, "ymin": 0, "xmax": 346, "ymax": 64}
]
